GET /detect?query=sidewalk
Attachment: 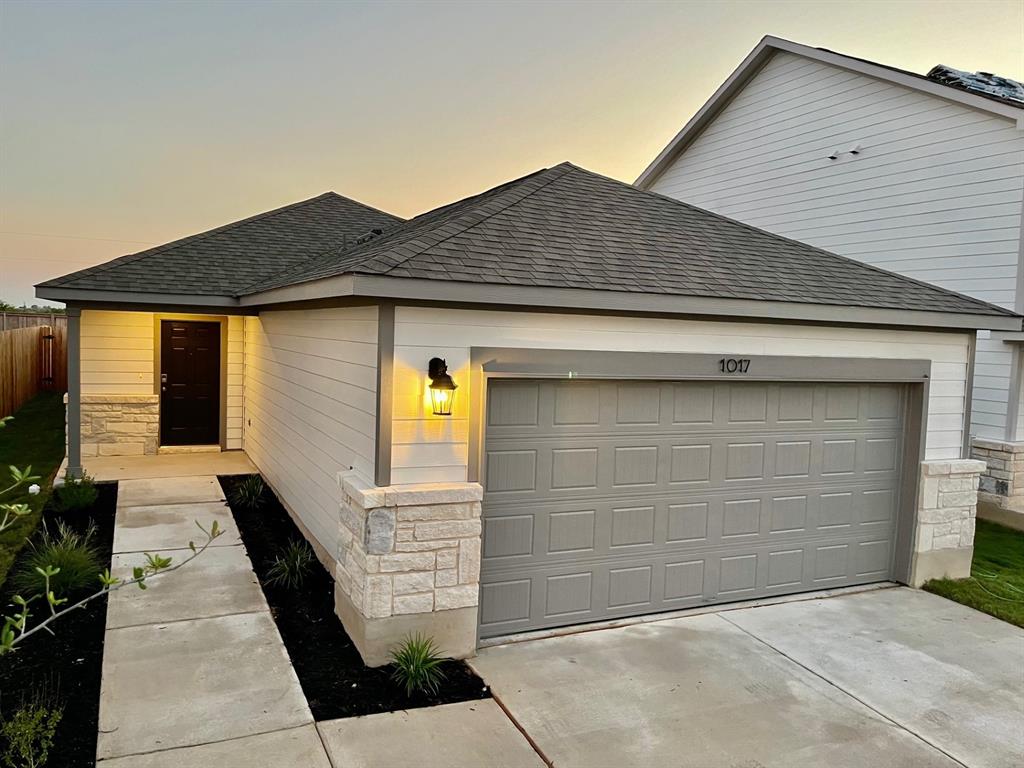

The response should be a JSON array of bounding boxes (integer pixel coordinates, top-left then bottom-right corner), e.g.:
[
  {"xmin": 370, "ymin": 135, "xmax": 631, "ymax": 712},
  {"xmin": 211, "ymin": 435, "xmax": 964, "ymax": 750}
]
[{"xmin": 95, "ymin": 458, "xmax": 331, "ymax": 766}]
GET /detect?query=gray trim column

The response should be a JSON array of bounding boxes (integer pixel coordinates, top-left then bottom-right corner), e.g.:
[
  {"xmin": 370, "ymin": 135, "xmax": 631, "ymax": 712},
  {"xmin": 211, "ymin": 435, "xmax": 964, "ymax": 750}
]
[
  {"xmin": 374, "ymin": 303, "xmax": 395, "ymax": 487},
  {"xmin": 66, "ymin": 307, "xmax": 82, "ymax": 478},
  {"xmin": 963, "ymin": 331, "xmax": 977, "ymax": 457}
]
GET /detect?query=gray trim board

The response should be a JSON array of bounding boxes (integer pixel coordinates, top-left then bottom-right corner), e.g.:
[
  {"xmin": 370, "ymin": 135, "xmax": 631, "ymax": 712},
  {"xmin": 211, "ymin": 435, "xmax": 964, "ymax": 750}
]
[
  {"xmin": 894, "ymin": 382, "xmax": 927, "ymax": 584},
  {"xmin": 65, "ymin": 308, "xmax": 82, "ymax": 478},
  {"xmin": 375, "ymin": 303, "xmax": 395, "ymax": 487},
  {"xmin": 37, "ymin": 287, "xmax": 244, "ymax": 308},
  {"xmin": 1006, "ymin": 344, "xmax": 1023, "ymax": 443},
  {"xmin": 963, "ymin": 332, "xmax": 977, "ymax": 457},
  {"xmin": 245, "ymin": 275, "xmax": 1022, "ymax": 332}
]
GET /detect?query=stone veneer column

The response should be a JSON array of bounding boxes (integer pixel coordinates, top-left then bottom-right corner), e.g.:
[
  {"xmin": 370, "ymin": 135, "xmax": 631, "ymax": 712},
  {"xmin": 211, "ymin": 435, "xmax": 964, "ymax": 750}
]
[
  {"xmin": 971, "ymin": 438, "xmax": 1024, "ymax": 529},
  {"xmin": 910, "ymin": 459, "xmax": 986, "ymax": 586},
  {"xmin": 80, "ymin": 394, "xmax": 161, "ymax": 457},
  {"xmin": 334, "ymin": 475, "xmax": 483, "ymax": 667}
]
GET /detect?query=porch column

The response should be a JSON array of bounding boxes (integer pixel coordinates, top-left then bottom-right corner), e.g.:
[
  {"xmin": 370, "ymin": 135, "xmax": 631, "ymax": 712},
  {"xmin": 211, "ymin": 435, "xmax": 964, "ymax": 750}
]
[{"xmin": 66, "ymin": 307, "xmax": 82, "ymax": 478}]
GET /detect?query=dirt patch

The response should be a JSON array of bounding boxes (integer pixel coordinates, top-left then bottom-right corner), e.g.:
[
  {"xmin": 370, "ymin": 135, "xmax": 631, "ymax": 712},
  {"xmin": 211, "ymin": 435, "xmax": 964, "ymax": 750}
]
[
  {"xmin": 0, "ymin": 482, "xmax": 118, "ymax": 768},
  {"xmin": 219, "ymin": 474, "xmax": 490, "ymax": 720}
]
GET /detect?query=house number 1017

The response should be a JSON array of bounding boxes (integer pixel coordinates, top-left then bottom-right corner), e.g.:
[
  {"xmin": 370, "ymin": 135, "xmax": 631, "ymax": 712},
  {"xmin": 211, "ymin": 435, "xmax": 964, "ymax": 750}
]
[{"xmin": 718, "ymin": 358, "xmax": 751, "ymax": 373}]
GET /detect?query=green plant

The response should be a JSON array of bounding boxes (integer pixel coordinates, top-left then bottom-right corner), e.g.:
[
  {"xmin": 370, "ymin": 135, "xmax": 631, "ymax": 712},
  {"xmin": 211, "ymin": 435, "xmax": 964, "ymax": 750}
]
[
  {"xmin": 264, "ymin": 539, "xmax": 315, "ymax": 590},
  {"xmin": 10, "ymin": 520, "xmax": 101, "ymax": 599},
  {"xmin": 50, "ymin": 473, "xmax": 97, "ymax": 514},
  {"xmin": 389, "ymin": 633, "xmax": 447, "ymax": 697},
  {"xmin": 1, "ymin": 687, "xmax": 63, "ymax": 768},
  {"xmin": 229, "ymin": 475, "xmax": 266, "ymax": 511},
  {"xmin": 2, "ymin": 520, "xmax": 224, "ymax": 655}
]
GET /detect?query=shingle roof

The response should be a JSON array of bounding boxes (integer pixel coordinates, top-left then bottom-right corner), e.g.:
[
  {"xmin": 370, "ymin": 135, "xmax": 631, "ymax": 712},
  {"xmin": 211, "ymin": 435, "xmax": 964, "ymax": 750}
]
[
  {"xmin": 247, "ymin": 163, "xmax": 1014, "ymax": 318},
  {"xmin": 37, "ymin": 192, "xmax": 402, "ymax": 296}
]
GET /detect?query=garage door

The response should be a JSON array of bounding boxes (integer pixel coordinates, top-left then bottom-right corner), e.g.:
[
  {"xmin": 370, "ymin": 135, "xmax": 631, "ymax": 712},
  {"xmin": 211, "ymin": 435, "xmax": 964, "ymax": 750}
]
[{"xmin": 479, "ymin": 379, "xmax": 906, "ymax": 638}]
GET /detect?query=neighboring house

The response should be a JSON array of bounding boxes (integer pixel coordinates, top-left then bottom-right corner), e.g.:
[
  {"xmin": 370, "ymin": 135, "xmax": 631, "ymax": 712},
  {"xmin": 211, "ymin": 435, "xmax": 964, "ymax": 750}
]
[
  {"xmin": 37, "ymin": 163, "xmax": 1020, "ymax": 664},
  {"xmin": 636, "ymin": 36, "xmax": 1024, "ymax": 517}
]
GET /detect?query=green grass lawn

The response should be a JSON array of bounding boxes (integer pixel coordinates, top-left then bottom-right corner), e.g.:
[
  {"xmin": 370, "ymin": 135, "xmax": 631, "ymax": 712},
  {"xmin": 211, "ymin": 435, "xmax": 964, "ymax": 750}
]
[
  {"xmin": 924, "ymin": 519, "xmax": 1024, "ymax": 628},
  {"xmin": 0, "ymin": 391, "xmax": 67, "ymax": 589}
]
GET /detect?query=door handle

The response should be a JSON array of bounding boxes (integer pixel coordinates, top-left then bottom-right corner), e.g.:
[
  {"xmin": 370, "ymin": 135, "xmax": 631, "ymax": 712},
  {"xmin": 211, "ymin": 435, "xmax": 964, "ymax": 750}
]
[{"xmin": 161, "ymin": 373, "xmax": 167, "ymax": 392}]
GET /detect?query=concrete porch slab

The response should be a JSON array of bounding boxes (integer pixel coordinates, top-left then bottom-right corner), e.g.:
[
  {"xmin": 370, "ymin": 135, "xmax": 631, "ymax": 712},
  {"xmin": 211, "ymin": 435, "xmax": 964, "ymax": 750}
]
[
  {"xmin": 86, "ymin": 451, "xmax": 255, "ymax": 482},
  {"xmin": 97, "ymin": 611, "xmax": 311, "ymax": 760},
  {"xmin": 97, "ymin": 724, "xmax": 331, "ymax": 768},
  {"xmin": 724, "ymin": 587, "xmax": 1024, "ymax": 767},
  {"xmin": 106, "ymin": 545, "xmax": 266, "ymax": 629},
  {"xmin": 316, "ymin": 700, "xmax": 544, "ymax": 768},
  {"xmin": 471, "ymin": 612, "xmax": 960, "ymax": 767},
  {"xmin": 112, "ymin": 501, "xmax": 239, "ymax": 553},
  {"xmin": 117, "ymin": 475, "xmax": 225, "ymax": 508}
]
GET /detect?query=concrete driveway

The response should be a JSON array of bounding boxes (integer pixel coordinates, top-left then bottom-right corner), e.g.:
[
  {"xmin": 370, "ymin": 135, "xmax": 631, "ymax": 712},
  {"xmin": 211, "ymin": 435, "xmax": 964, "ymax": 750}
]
[{"xmin": 471, "ymin": 587, "xmax": 1024, "ymax": 768}]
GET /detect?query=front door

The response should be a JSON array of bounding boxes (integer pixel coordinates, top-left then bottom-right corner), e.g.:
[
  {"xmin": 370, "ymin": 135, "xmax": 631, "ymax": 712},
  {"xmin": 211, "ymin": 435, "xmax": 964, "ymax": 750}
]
[{"xmin": 160, "ymin": 320, "xmax": 221, "ymax": 446}]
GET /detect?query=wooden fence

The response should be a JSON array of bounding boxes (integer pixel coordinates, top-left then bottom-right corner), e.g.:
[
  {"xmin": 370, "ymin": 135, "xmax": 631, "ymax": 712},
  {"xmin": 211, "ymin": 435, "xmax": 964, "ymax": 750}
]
[
  {"xmin": 1, "ymin": 312, "xmax": 68, "ymax": 331},
  {"xmin": 0, "ymin": 324, "xmax": 67, "ymax": 418}
]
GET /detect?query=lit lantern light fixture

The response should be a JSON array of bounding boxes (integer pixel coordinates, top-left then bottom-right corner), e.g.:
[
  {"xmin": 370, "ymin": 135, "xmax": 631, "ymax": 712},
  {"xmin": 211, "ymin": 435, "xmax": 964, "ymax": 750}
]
[{"xmin": 428, "ymin": 357, "xmax": 457, "ymax": 416}]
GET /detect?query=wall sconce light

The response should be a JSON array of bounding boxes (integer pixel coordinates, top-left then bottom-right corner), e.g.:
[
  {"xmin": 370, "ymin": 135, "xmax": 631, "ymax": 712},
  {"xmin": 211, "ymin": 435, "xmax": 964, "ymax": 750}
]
[{"xmin": 428, "ymin": 357, "xmax": 457, "ymax": 416}]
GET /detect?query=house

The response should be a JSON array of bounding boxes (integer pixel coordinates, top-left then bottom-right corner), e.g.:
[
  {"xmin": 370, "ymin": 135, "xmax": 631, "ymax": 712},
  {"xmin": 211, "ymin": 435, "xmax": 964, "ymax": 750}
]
[
  {"xmin": 37, "ymin": 163, "xmax": 1021, "ymax": 664},
  {"xmin": 635, "ymin": 36, "xmax": 1024, "ymax": 521}
]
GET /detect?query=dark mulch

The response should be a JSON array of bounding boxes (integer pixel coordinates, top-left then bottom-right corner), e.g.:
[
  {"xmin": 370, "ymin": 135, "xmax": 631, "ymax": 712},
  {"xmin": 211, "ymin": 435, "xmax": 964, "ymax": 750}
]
[
  {"xmin": 219, "ymin": 474, "xmax": 490, "ymax": 720},
  {"xmin": 0, "ymin": 482, "xmax": 118, "ymax": 768}
]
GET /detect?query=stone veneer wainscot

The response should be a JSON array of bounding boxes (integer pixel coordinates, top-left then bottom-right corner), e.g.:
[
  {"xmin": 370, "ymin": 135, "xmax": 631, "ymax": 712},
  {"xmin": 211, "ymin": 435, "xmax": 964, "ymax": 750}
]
[
  {"xmin": 79, "ymin": 394, "xmax": 160, "ymax": 457},
  {"xmin": 335, "ymin": 475, "xmax": 483, "ymax": 666}
]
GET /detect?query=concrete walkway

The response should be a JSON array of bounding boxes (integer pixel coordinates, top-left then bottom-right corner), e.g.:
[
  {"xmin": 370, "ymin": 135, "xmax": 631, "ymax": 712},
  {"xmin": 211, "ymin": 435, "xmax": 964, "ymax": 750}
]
[
  {"xmin": 472, "ymin": 587, "xmax": 1024, "ymax": 768},
  {"xmin": 96, "ymin": 456, "xmax": 332, "ymax": 766}
]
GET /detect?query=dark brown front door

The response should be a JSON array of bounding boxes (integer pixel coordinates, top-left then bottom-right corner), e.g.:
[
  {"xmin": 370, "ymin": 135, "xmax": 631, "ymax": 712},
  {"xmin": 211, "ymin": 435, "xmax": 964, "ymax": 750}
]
[{"xmin": 160, "ymin": 320, "xmax": 221, "ymax": 446}]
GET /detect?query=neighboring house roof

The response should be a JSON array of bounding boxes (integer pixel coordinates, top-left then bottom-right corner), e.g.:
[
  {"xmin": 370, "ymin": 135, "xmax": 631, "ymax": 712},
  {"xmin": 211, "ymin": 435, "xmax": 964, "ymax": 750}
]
[
  {"xmin": 250, "ymin": 163, "xmax": 1012, "ymax": 318},
  {"xmin": 37, "ymin": 192, "xmax": 402, "ymax": 296},
  {"xmin": 635, "ymin": 36, "xmax": 1024, "ymax": 190}
]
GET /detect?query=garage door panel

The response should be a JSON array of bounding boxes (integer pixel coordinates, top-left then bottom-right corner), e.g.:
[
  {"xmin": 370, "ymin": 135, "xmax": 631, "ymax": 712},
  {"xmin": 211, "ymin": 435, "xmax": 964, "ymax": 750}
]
[{"xmin": 481, "ymin": 380, "xmax": 905, "ymax": 637}]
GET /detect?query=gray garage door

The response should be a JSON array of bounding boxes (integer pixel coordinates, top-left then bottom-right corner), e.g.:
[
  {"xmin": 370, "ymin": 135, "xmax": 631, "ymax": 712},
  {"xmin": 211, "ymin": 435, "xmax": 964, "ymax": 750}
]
[{"xmin": 479, "ymin": 379, "xmax": 906, "ymax": 638}]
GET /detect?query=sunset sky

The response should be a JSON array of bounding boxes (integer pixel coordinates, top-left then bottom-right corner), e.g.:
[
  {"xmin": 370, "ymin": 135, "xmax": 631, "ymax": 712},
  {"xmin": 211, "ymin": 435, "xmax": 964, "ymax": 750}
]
[{"xmin": 2, "ymin": 0, "xmax": 1022, "ymax": 306}]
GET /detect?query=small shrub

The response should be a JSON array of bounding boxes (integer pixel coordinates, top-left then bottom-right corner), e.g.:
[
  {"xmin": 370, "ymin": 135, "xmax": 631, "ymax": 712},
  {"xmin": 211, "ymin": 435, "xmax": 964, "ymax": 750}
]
[
  {"xmin": 229, "ymin": 475, "xmax": 266, "ymax": 511},
  {"xmin": 51, "ymin": 473, "xmax": 98, "ymax": 514},
  {"xmin": 389, "ymin": 633, "xmax": 447, "ymax": 697},
  {"xmin": 264, "ymin": 539, "xmax": 315, "ymax": 590},
  {"xmin": 10, "ymin": 519, "xmax": 102, "ymax": 598},
  {"xmin": 1, "ymin": 686, "xmax": 63, "ymax": 768}
]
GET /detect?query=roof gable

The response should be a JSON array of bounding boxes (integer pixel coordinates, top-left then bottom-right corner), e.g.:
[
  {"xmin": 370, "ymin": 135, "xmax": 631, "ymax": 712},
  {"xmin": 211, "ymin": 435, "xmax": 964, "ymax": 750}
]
[
  {"xmin": 636, "ymin": 36, "xmax": 1024, "ymax": 190},
  {"xmin": 37, "ymin": 192, "xmax": 402, "ymax": 297}
]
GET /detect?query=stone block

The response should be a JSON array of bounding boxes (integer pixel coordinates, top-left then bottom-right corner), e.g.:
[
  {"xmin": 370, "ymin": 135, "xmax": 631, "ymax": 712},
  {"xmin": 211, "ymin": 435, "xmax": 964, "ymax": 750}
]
[
  {"xmin": 458, "ymin": 537, "xmax": 481, "ymax": 584},
  {"xmin": 960, "ymin": 518, "xmax": 976, "ymax": 547},
  {"xmin": 395, "ymin": 539, "xmax": 458, "ymax": 552},
  {"xmin": 342, "ymin": 475, "xmax": 387, "ymax": 509},
  {"xmin": 378, "ymin": 552, "xmax": 436, "ymax": 573},
  {"xmin": 384, "ymin": 482, "xmax": 484, "ymax": 507},
  {"xmin": 396, "ymin": 503, "xmax": 481, "ymax": 522},
  {"xmin": 938, "ymin": 490, "xmax": 978, "ymax": 508},
  {"xmin": 920, "ymin": 477, "xmax": 939, "ymax": 510},
  {"xmin": 107, "ymin": 421, "xmax": 150, "ymax": 435},
  {"xmin": 414, "ymin": 519, "xmax": 482, "ymax": 541},
  {"xmin": 393, "ymin": 593, "xmax": 434, "ymax": 615},
  {"xmin": 914, "ymin": 525, "xmax": 933, "ymax": 553},
  {"xmin": 365, "ymin": 508, "xmax": 396, "ymax": 555},
  {"xmin": 364, "ymin": 575, "xmax": 393, "ymax": 619},
  {"xmin": 932, "ymin": 533, "xmax": 962, "ymax": 551},
  {"xmin": 435, "ymin": 568, "xmax": 458, "ymax": 587},
  {"xmin": 435, "ymin": 585, "xmax": 478, "ymax": 611},
  {"xmin": 938, "ymin": 477, "xmax": 973, "ymax": 492},
  {"xmin": 393, "ymin": 572, "xmax": 435, "ymax": 596}
]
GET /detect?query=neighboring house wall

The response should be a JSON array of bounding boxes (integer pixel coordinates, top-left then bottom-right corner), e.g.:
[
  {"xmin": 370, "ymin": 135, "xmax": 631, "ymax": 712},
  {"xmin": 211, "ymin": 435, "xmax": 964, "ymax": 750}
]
[
  {"xmin": 242, "ymin": 306, "xmax": 378, "ymax": 557},
  {"xmin": 79, "ymin": 309, "xmax": 243, "ymax": 456},
  {"xmin": 390, "ymin": 306, "xmax": 973, "ymax": 483},
  {"xmin": 644, "ymin": 50, "xmax": 1024, "ymax": 444}
]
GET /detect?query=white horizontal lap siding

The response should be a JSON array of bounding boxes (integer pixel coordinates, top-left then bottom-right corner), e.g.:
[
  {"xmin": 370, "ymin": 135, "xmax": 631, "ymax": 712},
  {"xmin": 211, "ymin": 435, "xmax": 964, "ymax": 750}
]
[
  {"xmin": 80, "ymin": 310, "xmax": 155, "ymax": 394},
  {"xmin": 390, "ymin": 307, "xmax": 971, "ymax": 485},
  {"xmin": 226, "ymin": 316, "xmax": 244, "ymax": 449},
  {"xmin": 243, "ymin": 307, "xmax": 377, "ymax": 557},
  {"xmin": 647, "ymin": 50, "xmax": 1024, "ymax": 440}
]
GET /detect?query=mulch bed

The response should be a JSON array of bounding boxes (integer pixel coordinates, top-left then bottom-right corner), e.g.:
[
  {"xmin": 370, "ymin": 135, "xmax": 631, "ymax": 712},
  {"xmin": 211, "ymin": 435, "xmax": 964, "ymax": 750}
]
[
  {"xmin": 219, "ymin": 474, "xmax": 491, "ymax": 720},
  {"xmin": 0, "ymin": 482, "xmax": 118, "ymax": 768}
]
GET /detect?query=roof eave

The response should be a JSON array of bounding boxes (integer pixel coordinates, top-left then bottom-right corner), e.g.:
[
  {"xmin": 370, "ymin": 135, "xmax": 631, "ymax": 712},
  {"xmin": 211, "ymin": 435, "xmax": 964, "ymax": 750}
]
[
  {"xmin": 635, "ymin": 35, "xmax": 1024, "ymax": 190},
  {"xmin": 36, "ymin": 285, "xmax": 246, "ymax": 312},
  {"xmin": 240, "ymin": 274, "xmax": 1022, "ymax": 332}
]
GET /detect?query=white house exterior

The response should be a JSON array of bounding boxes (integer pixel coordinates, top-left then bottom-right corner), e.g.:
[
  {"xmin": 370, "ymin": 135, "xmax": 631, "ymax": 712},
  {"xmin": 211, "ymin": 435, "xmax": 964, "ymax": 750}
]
[
  {"xmin": 636, "ymin": 36, "xmax": 1024, "ymax": 517},
  {"xmin": 39, "ymin": 163, "xmax": 1020, "ymax": 664}
]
